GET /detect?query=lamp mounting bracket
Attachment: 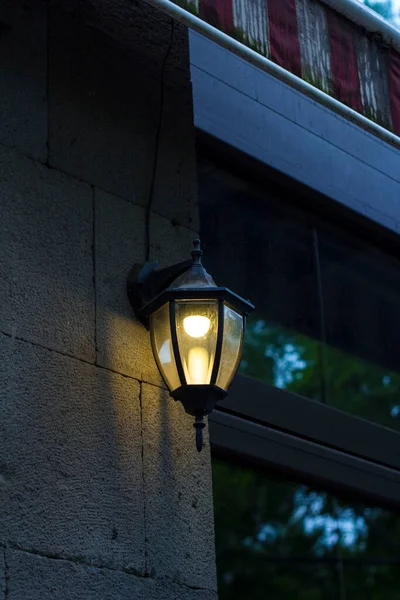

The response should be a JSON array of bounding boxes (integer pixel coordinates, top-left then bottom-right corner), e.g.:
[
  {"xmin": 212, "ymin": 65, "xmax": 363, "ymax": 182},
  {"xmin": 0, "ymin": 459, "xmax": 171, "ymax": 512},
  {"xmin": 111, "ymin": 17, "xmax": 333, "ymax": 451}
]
[{"xmin": 127, "ymin": 259, "xmax": 192, "ymax": 329}]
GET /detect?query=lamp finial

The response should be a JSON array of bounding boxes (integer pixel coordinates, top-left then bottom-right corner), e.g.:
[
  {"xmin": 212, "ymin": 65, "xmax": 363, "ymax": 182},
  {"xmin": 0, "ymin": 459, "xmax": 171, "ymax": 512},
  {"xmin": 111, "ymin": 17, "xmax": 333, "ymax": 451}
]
[{"xmin": 191, "ymin": 239, "xmax": 203, "ymax": 265}]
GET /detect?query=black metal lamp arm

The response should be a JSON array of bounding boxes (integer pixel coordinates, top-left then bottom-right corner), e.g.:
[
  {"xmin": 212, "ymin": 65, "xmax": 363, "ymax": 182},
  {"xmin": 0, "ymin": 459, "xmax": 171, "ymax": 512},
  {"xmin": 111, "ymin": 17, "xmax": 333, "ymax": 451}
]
[{"xmin": 127, "ymin": 259, "xmax": 192, "ymax": 328}]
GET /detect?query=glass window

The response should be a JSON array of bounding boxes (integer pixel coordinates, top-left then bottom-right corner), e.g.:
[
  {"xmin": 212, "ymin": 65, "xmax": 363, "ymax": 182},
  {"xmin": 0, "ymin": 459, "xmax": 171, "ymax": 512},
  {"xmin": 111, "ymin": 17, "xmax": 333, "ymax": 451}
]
[
  {"xmin": 319, "ymin": 231, "xmax": 400, "ymax": 429},
  {"xmin": 213, "ymin": 457, "xmax": 400, "ymax": 600},
  {"xmin": 198, "ymin": 160, "xmax": 323, "ymax": 403},
  {"xmin": 198, "ymin": 157, "xmax": 400, "ymax": 431}
]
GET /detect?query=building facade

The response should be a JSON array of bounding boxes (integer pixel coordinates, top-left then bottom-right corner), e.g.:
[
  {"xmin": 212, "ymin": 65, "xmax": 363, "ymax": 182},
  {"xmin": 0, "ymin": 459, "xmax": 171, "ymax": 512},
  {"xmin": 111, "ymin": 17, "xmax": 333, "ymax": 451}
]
[{"xmin": 0, "ymin": 0, "xmax": 399, "ymax": 598}]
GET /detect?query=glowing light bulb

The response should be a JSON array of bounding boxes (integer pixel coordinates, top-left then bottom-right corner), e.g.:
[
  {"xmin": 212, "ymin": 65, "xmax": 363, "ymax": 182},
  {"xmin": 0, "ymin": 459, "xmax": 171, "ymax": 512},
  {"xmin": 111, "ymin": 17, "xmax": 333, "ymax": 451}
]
[
  {"xmin": 183, "ymin": 315, "xmax": 210, "ymax": 338},
  {"xmin": 187, "ymin": 347, "xmax": 209, "ymax": 384}
]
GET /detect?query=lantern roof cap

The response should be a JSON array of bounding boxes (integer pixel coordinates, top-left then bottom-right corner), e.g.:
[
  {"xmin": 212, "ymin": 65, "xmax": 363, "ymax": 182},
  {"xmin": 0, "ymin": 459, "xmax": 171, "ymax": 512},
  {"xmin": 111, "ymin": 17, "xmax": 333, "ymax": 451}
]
[
  {"xmin": 129, "ymin": 239, "xmax": 255, "ymax": 322},
  {"xmin": 173, "ymin": 240, "xmax": 216, "ymax": 289},
  {"xmin": 141, "ymin": 286, "xmax": 254, "ymax": 320}
]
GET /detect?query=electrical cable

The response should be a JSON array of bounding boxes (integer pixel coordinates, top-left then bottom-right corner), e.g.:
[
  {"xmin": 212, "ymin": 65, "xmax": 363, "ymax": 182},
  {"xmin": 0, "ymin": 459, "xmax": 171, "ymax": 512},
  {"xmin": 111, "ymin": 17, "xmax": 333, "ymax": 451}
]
[{"xmin": 145, "ymin": 18, "xmax": 175, "ymax": 262}]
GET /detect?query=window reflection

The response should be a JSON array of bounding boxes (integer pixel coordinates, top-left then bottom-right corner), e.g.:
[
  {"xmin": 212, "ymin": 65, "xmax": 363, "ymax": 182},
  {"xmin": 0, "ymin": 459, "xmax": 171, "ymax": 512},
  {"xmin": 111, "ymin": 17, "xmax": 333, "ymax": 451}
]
[
  {"xmin": 198, "ymin": 157, "xmax": 400, "ymax": 431},
  {"xmin": 239, "ymin": 317, "xmax": 400, "ymax": 429},
  {"xmin": 213, "ymin": 458, "xmax": 400, "ymax": 600},
  {"xmin": 324, "ymin": 345, "xmax": 400, "ymax": 430},
  {"xmin": 319, "ymin": 232, "xmax": 400, "ymax": 430},
  {"xmin": 240, "ymin": 318, "xmax": 321, "ymax": 401}
]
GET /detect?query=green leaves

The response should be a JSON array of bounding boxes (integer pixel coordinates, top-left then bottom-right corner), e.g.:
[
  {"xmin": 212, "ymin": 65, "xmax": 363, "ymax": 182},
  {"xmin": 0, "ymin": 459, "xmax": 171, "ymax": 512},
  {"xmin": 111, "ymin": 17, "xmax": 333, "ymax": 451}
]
[
  {"xmin": 240, "ymin": 317, "xmax": 400, "ymax": 431},
  {"xmin": 213, "ymin": 459, "xmax": 400, "ymax": 599}
]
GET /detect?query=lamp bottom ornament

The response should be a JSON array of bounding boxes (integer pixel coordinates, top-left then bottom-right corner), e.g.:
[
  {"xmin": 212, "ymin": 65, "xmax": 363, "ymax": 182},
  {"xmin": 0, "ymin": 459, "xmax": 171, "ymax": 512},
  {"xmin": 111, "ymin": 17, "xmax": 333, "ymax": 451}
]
[
  {"xmin": 194, "ymin": 416, "xmax": 206, "ymax": 453},
  {"xmin": 170, "ymin": 384, "xmax": 227, "ymax": 452}
]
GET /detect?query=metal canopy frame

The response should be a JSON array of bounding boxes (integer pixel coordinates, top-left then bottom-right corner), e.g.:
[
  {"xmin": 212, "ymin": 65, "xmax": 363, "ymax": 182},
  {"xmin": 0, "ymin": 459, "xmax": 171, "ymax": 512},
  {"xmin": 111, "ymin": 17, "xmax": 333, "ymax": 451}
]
[
  {"xmin": 210, "ymin": 410, "xmax": 400, "ymax": 510},
  {"xmin": 141, "ymin": 286, "xmax": 254, "ymax": 320},
  {"xmin": 209, "ymin": 373, "xmax": 400, "ymax": 509},
  {"xmin": 220, "ymin": 374, "xmax": 400, "ymax": 472}
]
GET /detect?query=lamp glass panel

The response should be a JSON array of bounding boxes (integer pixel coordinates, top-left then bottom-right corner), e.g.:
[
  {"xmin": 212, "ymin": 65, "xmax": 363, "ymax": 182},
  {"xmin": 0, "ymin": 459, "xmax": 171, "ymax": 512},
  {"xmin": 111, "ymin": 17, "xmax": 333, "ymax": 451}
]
[
  {"xmin": 175, "ymin": 300, "xmax": 218, "ymax": 385},
  {"xmin": 216, "ymin": 304, "xmax": 244, "ymax": 390},
  {"xmin": 150, "ymin": 303, "xmax": 180, "ymax": 391}
]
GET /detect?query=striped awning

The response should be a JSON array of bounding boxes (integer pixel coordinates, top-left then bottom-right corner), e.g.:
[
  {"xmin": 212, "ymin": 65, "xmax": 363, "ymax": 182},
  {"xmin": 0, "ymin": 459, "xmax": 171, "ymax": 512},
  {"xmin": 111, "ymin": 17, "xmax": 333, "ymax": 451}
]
[{"xmin": 174, "ymin": 0, "xmax": 400, "ymax": 137}]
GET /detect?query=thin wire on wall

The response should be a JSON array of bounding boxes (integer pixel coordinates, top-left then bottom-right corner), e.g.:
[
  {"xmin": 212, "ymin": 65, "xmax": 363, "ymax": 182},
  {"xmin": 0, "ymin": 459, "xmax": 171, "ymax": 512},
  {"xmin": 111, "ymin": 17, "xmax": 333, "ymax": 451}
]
[{"xmin": 145, "ymin": 18, "xmax": 175, "ymax": 262}]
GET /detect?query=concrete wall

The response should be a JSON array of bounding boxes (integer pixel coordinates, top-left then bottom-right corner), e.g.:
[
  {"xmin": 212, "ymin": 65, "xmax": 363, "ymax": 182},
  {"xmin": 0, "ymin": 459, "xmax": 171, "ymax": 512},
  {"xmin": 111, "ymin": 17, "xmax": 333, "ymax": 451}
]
[{"xmin": 0, "ymin": 0, "xmax": 217, "ymax": 597}]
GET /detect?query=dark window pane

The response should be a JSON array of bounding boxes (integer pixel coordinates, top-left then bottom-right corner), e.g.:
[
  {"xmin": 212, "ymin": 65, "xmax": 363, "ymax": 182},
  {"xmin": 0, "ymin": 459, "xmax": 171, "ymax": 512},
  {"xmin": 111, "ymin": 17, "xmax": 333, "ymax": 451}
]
[
  {"xmin": 199, "ymin": 156, "xmax": 400, "ymax": 430},
  {"xmin": 198, "ymin": 159, "xmax": 323, "ymax": 402},
  {"xmin": 213, "ymin": 457, "xmax": 400, "ymax": 600},
  {"xmin": 319, "ymin": 231, "xmax": 400, "ymax": 431}
]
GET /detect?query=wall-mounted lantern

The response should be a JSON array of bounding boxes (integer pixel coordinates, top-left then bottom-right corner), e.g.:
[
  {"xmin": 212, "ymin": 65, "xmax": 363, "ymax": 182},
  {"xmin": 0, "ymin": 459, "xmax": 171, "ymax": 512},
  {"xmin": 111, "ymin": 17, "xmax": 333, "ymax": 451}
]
[{"xmin": 127, "ymin": 240, "xmax": 254, "ymax": 452}]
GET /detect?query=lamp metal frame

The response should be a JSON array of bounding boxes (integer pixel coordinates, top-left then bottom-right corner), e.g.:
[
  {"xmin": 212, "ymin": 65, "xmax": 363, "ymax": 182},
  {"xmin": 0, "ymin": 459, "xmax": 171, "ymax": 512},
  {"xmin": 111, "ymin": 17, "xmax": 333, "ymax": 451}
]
[{"xmin": 127, "ymin": 243, "xmax": 254, "ymax": 451}]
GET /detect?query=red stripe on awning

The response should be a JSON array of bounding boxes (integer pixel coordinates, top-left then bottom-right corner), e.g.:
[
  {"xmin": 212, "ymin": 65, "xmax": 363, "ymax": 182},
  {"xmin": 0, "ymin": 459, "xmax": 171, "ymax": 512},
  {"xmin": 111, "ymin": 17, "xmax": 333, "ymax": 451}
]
[
  {"xmin": 199, "ymin": 0, "xmax": 233, "ymax": 32},
  {"xmin": 389, "ymin": 49, "xmax": 400, "ymax": 135},
  {"xmin": 268, "ymin": 0, "xmax": 302, "ymax": 77},
  {"xmin": 215, "ymin": 0, "xmax": 233, "ymax": 32},
  {"xmin": 328, "ymin": 10, "xmax": 362, "ymax": 113}
]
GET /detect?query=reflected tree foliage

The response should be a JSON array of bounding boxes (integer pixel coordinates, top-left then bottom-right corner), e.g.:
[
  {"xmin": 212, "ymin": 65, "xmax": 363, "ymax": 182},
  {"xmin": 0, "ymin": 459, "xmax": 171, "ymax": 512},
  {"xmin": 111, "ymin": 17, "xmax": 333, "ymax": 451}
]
[
  {"xmin": 239, "ymin": 317, "xmax": 400, "ymax": 431},
  {"xmin": 213, "ymin": 458, "xmax": 400, "ymax": 599}
]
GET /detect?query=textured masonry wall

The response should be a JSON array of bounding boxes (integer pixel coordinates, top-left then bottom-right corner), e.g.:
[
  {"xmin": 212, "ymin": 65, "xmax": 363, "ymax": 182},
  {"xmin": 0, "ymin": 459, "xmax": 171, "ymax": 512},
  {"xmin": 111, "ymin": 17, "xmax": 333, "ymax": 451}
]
[{"xmin": 0, "ymin": 0, "xmax": 217, "ymax": 597}]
